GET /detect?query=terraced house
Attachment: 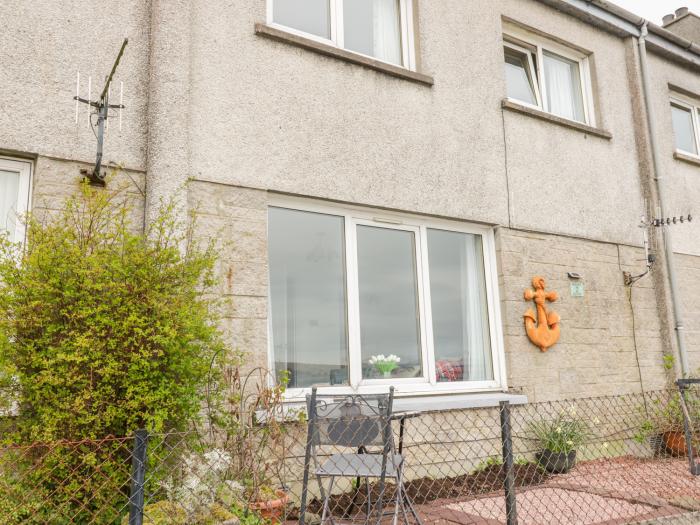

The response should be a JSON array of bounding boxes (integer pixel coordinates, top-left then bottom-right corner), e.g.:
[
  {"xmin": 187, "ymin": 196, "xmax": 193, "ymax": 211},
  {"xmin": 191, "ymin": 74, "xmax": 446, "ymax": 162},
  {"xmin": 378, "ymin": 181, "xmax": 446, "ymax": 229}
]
[{"xmin": 3, "ymin": 0, "xmax": 700, "ymax": 411}]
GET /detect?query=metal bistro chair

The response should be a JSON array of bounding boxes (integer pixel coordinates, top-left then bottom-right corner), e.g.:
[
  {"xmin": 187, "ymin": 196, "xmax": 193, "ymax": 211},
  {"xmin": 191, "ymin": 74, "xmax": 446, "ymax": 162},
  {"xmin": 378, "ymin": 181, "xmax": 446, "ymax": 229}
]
[{"xmin": 299, "ymin": 387, "xmax": 418, "ymax": 525}]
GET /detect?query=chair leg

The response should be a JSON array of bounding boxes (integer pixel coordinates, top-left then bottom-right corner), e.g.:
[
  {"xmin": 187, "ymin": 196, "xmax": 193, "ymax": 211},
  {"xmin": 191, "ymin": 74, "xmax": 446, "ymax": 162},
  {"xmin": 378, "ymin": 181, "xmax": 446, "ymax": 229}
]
[
  {"xmin": 397, "ymin": 465, "xmax": 422, "ymax": 525},
  {"xmin": 365, "ymin": 477, "xmax": 372, "ymax": 525},
  {"xmin": 320, "ymin": 476, "xmax": 336, "ymax": 525},
  {"xmin": 392, "ymin": 487, "xmax": 400, "ymax": 525},
  {"xmin": 394, "ymin": 471, "xmax": 407, "ymax": 525}
]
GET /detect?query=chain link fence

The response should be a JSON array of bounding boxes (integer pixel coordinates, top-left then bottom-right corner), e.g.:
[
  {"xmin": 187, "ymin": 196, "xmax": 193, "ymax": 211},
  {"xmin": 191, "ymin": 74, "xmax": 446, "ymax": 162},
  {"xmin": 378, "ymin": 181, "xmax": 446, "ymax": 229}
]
[{"xmin": 1, "ymin": 385, "xmax": 699, "ymax": 524}]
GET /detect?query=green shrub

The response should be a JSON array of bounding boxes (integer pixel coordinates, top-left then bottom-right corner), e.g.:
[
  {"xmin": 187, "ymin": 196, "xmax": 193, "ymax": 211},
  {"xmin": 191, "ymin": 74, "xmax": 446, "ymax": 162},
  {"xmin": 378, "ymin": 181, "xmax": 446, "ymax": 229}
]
[{"xmin": 0, "ymin": 182, "xmax": 225, "ymax": 523}]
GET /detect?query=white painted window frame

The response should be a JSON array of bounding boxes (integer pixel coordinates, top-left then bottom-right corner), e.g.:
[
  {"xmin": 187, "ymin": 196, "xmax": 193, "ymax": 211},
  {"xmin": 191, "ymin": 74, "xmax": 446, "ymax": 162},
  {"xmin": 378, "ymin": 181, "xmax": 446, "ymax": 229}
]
[
  {"xmin": 266, "ymin": 0, "xmax": 417, "ymax": 71},
  {"xmin": 503, "ymin": 40, "xmax": 542, "ymax": 111},
  {"xmin": 267, "ymin": 195, "xmax": 507, "ymax": 402},
  {"xmin": 0, "ymin": 156, "xmax": 33, "ymax": 244},
  {"xmin": 503, "ymin": 28, "xmax": 596, "ymax": 127},
  {"xmin": 670, "ymin": 96, "xmax": 700, "ymax": 158}
]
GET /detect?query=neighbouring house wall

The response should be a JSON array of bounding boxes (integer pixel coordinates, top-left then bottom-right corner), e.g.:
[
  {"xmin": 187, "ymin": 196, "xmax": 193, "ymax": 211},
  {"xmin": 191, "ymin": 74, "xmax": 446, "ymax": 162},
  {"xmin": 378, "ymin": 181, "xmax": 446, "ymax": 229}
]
[
  {"xmin": 628, "ymin": 49, "xmax": 700, "ymax": 376},
  {"xmin": 645, "ymin": 53, "xmax": 700, "ymax": 258}
]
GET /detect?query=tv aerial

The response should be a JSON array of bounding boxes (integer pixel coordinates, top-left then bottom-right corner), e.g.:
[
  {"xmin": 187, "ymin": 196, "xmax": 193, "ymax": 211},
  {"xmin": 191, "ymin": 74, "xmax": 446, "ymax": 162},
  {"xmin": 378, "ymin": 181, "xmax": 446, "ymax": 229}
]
[{"xmin": 74, "ymin": 38, "xmax": 128, "ymax": 185}]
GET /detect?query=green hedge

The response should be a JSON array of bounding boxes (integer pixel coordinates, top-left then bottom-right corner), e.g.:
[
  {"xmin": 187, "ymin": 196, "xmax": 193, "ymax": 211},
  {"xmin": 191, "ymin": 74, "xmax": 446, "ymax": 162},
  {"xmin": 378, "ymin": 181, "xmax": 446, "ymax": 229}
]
[{"xmin": 0, "ymin": 183, "xmax": 225, "ymax": 523}]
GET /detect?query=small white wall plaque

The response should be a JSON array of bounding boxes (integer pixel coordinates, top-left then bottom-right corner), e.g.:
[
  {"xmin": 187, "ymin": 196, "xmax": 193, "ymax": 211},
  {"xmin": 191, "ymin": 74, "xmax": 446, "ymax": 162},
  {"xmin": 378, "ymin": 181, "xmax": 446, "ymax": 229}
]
[{"xmin": 570, "ymin": 281, "xmax": 585, "ymax": 297}]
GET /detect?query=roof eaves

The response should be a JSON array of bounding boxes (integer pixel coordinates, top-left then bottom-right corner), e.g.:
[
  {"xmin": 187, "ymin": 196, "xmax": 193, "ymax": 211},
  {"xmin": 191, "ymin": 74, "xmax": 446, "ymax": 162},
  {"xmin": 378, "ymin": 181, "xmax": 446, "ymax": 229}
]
[{"xmin": 535, "ymin": 0, "xmax": 700, "ymax": 70}]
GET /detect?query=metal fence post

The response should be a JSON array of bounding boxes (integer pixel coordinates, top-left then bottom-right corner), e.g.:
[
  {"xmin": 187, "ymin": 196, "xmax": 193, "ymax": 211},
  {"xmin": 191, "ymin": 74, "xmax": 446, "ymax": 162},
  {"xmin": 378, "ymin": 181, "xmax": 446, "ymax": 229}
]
[
  {"xmin": 500, "ymin": 401, "xmax": 518, "ymax": 525},
  {"xmin": 128, "ymin": 429, "xmax": 149, "ymax": 525}
]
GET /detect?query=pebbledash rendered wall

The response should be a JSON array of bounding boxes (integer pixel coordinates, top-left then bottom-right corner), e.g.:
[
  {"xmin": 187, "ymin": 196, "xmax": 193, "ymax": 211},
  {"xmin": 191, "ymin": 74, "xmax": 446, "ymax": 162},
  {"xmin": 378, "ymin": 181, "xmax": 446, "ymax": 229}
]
[
  {"xmin": 178, "ymin": 0, "xmax": 694, "ymax": 402},
  {"xmin": 2, "ymin": 0, "xmax": 700, "ymax": 402}
]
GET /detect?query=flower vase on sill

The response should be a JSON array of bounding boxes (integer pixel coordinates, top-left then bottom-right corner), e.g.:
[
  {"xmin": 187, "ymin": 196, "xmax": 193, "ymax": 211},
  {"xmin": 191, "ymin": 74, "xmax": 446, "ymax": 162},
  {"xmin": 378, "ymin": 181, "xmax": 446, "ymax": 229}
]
[{"xmin": 369, "ymin": 354, "xmax": 400, "ymax": 379}]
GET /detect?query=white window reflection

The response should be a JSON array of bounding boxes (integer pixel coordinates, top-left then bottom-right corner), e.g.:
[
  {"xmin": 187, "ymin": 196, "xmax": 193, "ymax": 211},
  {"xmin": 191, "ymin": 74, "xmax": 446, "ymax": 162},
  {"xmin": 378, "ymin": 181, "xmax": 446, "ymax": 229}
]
[
  {"xmin": 671, "ymin": 104, "xmax": 698, "ymax": 155},
  {"xmin": 356, "ymin": 225, "xmax": 422, "ymax": 379},
  {"xmin": 0, "ymin": 170, "xmax": 20, "ymax": 240},
  {"xmin": 504, "ymin": 46, "xmax": 537, "ymax": 106},
  {"xmin": 273, "ymin": 0, "xmax": 331, "ymax": 39},
  {"xmin": 343, "ymin": 0, "xmax": 402, "ymax": 65},
  {"xmin": 427, "ymin": 229, "xmax": 493, "ymax": 382},
  {"xmin": 268, "ymin": 207, "xmax": 349, "ymax": 388}
]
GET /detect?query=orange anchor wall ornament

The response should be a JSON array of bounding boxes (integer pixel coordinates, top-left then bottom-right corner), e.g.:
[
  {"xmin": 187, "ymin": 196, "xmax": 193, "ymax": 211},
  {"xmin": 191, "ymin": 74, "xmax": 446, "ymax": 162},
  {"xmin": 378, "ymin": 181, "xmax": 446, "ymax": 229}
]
[{"xmin": 524, "ymin": 276, "xmax": 561, "ymax": 352}]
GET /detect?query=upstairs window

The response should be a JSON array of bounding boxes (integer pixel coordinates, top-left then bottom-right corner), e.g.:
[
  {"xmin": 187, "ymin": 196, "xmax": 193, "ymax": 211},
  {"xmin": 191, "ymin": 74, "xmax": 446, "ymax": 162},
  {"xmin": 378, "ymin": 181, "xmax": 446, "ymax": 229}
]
[
  {"xmin": 671, "ymin": 99, "xmax": 700, "ymax": 156},
  {"xmin": 269, "ymin": 0, "xmax": 416, "ymax": 68},
  {"xmin": 503, "ymin": 28, "xmax": 594, "ymax": 125},
  {"xmin": 0, "ymin": 157, "xmax": 32, "ymax": 243}
]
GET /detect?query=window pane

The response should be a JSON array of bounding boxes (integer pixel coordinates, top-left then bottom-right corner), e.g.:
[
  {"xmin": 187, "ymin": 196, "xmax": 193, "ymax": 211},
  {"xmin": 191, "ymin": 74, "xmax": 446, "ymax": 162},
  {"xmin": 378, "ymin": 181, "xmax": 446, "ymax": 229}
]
[
  {"xmin": 273, "ymin": 0, "xmax": 330, "ymax": 39},
  {"xmin": 268, "ymin": 207, "xmax": 348, "ymax": 388},
  {"xmin": 0, "ymin": 169, "xmax": 20, "ymax": 239},
  {"xmin": 344, "ymin": 0, "xmax": 402, "ymax": 65},
  {"xmin": 671, "ymin": 105, "xmax": 698, "ymax": 154},
  {"xmin": 543, "ymin": 51, "xmax": 585, "ymax": 122},
  {"xmin": 504, "ymin": 47, "xmax": 537, "ymax": 106},
  {"xmin": 428, "ymin": 230, "xmax": 493, "ymax": 382},
  {"xmin": 357, "ymin": 225, "xmax": 422, "ymax": 379}
]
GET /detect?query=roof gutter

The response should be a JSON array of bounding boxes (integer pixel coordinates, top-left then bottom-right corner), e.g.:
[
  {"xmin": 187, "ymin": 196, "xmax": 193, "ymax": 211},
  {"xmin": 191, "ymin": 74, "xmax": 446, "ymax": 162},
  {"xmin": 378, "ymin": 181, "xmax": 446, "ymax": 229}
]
[{"xmin": 536, "ymin": 0, "xmax": 700, "ymax": 70}]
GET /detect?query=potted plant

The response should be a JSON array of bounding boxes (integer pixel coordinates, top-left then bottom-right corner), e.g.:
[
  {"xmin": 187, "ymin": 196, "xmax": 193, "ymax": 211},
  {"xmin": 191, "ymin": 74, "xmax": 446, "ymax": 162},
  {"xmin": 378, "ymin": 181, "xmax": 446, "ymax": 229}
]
[
  {"xmin": 209, "ymin": 361, "xmax": 292, "ymax": 524},
  {"xmin": 635, "ymin": 391, "xmax": 695, "ymax": 457},
  {"xmin": 369, "ymin": 354, "xmax": 401, "ymax": 378},
  {"xmin": 530, "ymin": 409, "xmax": 589, "ymax": 474}
]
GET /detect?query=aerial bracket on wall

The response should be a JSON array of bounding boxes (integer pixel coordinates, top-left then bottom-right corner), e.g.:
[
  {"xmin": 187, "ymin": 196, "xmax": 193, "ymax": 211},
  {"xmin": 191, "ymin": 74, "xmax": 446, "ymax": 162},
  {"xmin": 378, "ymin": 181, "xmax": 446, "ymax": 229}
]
[{"xmin": 74, "ymin": 38, "xmax": 128, "ymax": 186}]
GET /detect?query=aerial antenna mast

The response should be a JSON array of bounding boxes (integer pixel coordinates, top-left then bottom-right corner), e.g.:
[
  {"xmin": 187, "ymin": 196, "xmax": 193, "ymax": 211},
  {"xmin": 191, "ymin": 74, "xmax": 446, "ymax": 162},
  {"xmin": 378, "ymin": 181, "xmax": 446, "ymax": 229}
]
[{"xmin": 74, "ymin": 38, "xmax": 128, "ymax": 185}]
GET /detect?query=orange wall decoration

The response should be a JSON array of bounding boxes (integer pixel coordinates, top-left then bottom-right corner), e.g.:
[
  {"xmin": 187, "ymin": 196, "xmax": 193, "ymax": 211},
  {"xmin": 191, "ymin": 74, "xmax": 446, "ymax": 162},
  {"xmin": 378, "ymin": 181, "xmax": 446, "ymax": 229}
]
[{"xmin": 524, "ymin": 276, "xmax": 561, "ymax": 352}]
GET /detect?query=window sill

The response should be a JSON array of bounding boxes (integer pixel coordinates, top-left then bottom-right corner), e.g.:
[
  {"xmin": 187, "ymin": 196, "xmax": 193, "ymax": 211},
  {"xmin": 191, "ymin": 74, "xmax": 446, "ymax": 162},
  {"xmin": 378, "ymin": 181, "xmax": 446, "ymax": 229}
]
[
  {"xmin": 277, "ymin": 391, "xmax": 527, "ymax": 418},
  {"xmin": 255, "ymin": 22, "xmax": 434, "ymax": 87},
  {"xmin": 501, "ymin": 99, "xmax": 612, "ymax": 140},
  {"xmin": 673, "ymin": 150, "xmax": 700, "ymax": 167},
  {"xmin": 393, "ymin": 392, "xmax": 528, "ymax": 412}
]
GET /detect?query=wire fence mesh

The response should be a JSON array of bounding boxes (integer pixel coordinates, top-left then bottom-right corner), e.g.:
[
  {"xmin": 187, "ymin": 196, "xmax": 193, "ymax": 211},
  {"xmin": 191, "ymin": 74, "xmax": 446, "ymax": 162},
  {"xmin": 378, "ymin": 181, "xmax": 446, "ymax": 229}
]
[{"xmin": 1, "ymin": 386, "xmax": 699, "ymax": 524}]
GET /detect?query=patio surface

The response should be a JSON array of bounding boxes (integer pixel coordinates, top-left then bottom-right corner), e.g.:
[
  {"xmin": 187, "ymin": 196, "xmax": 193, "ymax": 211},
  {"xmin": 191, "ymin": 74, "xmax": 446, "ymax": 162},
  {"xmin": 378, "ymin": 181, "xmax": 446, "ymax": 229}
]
[{"xmin": 412, "ymin": 457, "xmax": 700, "ymax": 525}]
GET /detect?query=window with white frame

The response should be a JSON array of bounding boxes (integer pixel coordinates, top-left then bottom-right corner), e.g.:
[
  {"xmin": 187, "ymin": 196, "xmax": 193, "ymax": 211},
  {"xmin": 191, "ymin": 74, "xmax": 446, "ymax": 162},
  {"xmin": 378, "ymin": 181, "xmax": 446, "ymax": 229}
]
[
  {"xmin": 503, "ymin": 28, "xmax": 594, "ymax": 125},
  {"xmin": 0, "ymin": 157, "xmax": 32, "ymax": 243},
  {"xmin": 267, "ymin": 199, "xmax": 505, "ymax": 396},
  {"xmin": 670, "ymin": 98, "xmax": 700, "ymax": 156},
  {"xmin": 269, "ymin": 0, "xmax": 416, "ymax": 68}
]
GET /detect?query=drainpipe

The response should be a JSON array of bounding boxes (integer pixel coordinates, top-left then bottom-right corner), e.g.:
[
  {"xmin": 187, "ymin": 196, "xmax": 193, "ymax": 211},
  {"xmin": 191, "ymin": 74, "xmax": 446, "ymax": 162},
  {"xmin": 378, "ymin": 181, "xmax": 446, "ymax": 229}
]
[{"xmin": 637, "ymin": 22, "xmax": 690, "ymax": 377}]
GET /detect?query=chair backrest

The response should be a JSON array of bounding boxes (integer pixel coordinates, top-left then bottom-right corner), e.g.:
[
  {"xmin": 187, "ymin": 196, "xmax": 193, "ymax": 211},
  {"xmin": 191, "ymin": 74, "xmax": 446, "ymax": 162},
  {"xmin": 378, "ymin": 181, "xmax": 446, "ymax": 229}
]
[{"xmin": 306, "ymin": 388, "xmax": 394, "ymax": 449}]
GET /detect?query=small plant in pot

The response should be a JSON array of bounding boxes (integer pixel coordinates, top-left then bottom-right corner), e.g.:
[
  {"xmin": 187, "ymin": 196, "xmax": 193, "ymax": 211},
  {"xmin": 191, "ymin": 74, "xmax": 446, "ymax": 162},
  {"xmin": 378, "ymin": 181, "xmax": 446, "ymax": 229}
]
[
  {"xmin": 530, "ymin": 408, "xmax": 589, "ymax": 474},
  {"xmin": 369, "ymin": 354, "xmax": 401, "ymax": 378},
  {"xmin": 634, "ymin": 389, "xmax": 699, "ymax": 457},
  {"xmin": 654, "ymin": 392, "xmax": 692, "ymax": 456}
]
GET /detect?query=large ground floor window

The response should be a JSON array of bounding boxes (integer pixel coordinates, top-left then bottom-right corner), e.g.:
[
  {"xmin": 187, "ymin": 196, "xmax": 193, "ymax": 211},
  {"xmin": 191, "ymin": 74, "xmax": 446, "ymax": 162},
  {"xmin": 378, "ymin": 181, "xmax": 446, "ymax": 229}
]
[{"xmin": 267, "ymin": 198, "xmax": 505, "ymax": 396}]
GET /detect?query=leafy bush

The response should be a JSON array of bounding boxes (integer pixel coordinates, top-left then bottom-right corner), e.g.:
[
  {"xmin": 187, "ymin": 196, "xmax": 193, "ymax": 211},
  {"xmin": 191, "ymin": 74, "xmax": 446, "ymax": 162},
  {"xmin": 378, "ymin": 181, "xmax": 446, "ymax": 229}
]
[{"xmin": 0, "ymin": 182, "xmax": 225, "ymax": 523}]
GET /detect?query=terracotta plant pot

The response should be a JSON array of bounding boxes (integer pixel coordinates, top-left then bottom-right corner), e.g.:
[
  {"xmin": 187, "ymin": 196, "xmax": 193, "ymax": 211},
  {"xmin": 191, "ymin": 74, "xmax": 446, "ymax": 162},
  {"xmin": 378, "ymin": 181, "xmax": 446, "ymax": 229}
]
[
  {"xmin": 662, "ymin": 431, "xmax": 690, "ymax": 457},
  {"xmin": 249, "ymin": 490, "xmax": 289, "ymax": 524},
  {"xmin": 536, "ymin": 449, "xmax": 576, "ymax": 474}
]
